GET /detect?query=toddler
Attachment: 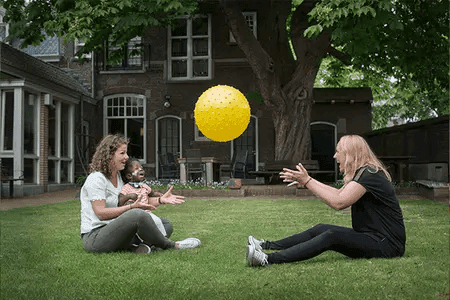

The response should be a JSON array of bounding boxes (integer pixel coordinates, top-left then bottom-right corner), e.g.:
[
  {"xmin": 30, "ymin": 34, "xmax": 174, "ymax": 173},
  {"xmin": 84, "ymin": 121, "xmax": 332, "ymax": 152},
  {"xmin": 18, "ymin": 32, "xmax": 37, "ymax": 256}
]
[{"xmin": 120, "ymin": 159, "xmax": 167, "ymax": 238}]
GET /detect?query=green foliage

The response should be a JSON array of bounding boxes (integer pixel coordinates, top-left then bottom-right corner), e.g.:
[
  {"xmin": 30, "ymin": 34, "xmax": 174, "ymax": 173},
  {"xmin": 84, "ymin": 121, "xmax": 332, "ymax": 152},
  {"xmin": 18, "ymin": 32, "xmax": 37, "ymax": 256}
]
[
  {"xmin": 245, "ymin": 91, "xmax": 265, "ymax": 105},
  {"xmin": 0, "ymin": 199, "xmax": 448, "ymax": 299},
  {"xmin": 2, "ymin": 0, "xmax": 198, "ymax": 58},
  {"xmin": 315, "ymin": 55, "xmax": 449, "ymax": 129},
  {"xmin": 75, "ymin": 175, "xmax": 87, "ymax": 186},
  {"xmin": 2, "ymin": 0, "xmax": 448, "ymax": 129},
  {"xmin": 307, "ymin": 0, "xmax": 449, "ymax": 105}
]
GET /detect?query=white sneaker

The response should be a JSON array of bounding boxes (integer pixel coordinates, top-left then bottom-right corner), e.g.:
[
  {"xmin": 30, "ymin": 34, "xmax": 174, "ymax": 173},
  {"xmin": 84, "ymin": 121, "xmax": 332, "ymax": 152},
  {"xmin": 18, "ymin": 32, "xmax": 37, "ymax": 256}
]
[
  {"xmin": 248, "ymin": 236, "xmax": 264, "ymax": 251},
  {"xmin": 246, "ymin": 243, "xmax": 268, "ymax": 267},
  {"xmin": 176, "ymin": 238, "xmax": 201, "ymax": 249}
]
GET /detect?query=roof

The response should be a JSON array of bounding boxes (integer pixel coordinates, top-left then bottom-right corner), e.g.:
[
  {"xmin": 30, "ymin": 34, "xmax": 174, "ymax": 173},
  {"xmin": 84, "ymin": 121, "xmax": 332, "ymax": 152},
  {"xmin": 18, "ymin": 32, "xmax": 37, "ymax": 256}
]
[{"xmin": 0, "ymin": 42, "xmax": 93, "ymax": 100}]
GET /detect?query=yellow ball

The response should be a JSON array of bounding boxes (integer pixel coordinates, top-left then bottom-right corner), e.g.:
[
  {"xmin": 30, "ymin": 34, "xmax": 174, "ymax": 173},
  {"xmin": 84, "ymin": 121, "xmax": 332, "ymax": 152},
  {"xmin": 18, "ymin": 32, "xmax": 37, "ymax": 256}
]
[{"xmin": 194, "ymin": 85, "xmax": 250, "ymax": 142}]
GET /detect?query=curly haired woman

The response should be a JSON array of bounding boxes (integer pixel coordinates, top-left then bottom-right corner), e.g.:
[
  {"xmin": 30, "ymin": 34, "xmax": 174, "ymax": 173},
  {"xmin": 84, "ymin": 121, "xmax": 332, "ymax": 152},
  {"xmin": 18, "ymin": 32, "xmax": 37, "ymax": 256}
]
[
  {"xmin": 80, "ymin": 134, "xmax": 200, "ymax": 253},
  {"xmin": 246, "ymin": 135, "xmax": 405, "ymax": 266}
]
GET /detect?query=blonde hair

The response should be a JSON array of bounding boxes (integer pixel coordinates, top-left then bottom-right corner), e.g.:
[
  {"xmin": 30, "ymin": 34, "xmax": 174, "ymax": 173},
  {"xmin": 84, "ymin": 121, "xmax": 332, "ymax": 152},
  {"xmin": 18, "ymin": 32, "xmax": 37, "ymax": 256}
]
[
  {"xmin": 89, "ymin": 134, "xmax": 129, "ymax": 179},
  {"xmin": 338, "ymin": 135, "xmax": 391, "ymax": 184}
]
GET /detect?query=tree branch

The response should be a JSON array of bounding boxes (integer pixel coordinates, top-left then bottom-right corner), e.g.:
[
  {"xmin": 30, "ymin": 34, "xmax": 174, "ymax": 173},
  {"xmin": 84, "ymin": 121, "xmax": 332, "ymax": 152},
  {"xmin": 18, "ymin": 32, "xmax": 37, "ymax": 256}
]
[{"xmin": 327, "ymin": 46, "xmax": 352, "ymax": 65}]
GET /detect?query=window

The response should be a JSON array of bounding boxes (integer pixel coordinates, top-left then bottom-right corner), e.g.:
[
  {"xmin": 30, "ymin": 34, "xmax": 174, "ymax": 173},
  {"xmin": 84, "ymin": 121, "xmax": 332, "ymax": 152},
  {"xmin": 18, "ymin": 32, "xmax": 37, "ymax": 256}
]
[
  {"xmin": 104, "ymin": 94, "xmax": 146, "ymax": 161},
  {"xmin": 194, "ymin": 124, "xmax": 210, "ymax": 142},
  {"xmin": 23, "ymin": 93, "xmax": 39, "ymax": 183},
  {"xmin": 1, "ymin": 90, "xmax": 14, "ymax": 151},
  {"xmin": 74, "ymin": 39, "xmax": 92, "ymax": 59},
  {"xmin": 168, "ymin": 15, "xmax": 211, "ymax": 80},
  {"xmin": 230, "ymin": 12, "xmax": 257, "ymax": 43},
  {"xmin": 104, "ymin": 37, "xmax": 143, "ymax": 71},
  {"xmin": 48, "ymin": 101, "xmax": 74, "ymax": 184}
]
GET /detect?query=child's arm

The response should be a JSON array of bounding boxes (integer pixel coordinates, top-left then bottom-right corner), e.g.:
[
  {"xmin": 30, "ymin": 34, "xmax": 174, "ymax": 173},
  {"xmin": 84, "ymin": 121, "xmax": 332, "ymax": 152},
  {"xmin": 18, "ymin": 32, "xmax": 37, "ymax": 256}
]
[{"xmin": 118, "ymin": 193, "xmax": 138, "ymax": 206}]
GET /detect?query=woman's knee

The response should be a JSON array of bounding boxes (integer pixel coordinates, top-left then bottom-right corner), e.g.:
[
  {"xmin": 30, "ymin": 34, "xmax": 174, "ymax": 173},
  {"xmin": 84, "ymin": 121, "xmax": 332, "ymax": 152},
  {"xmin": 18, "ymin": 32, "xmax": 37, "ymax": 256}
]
[
  {"xmin": 160, "ymin": 218, "xmax": 173, "ymax": 238},
  {"xmin": 122, "ymin": 208, "xmax": 149, "ymax": 221}
]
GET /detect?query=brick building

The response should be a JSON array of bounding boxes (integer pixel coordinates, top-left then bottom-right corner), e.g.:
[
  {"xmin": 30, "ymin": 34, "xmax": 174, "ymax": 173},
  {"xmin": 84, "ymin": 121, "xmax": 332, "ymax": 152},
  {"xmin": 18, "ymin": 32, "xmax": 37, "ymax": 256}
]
[{"xmin": 0, "ymin": 2, "xmax": 375, "ymax": 196}]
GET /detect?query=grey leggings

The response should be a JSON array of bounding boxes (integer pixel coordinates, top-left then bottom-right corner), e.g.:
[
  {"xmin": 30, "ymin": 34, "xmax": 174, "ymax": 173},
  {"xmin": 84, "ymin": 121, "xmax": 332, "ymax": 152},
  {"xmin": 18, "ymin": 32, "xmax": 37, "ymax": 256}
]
[{"xmin": 82, "ymin": 209, "xmax": 176, "ymax": 252}]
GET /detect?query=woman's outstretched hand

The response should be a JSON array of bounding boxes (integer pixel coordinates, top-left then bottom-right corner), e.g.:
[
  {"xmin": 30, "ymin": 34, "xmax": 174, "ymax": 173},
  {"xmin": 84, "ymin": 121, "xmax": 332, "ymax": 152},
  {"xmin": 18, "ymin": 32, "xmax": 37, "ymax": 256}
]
[
  {"xmin": 160, "ymin": 186, "xmax": 186, "ymax": 204},
  {"xmin": 280, "ymin": 163, "xmax": 310, "ymax": 187}
]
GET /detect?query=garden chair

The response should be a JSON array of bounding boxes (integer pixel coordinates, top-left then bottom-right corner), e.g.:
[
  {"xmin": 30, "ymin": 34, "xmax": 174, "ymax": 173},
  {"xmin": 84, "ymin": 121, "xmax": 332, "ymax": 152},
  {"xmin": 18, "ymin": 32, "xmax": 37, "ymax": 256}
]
[
  {"xmin": 220, "ymin": 149, "xmax": 248, "ymax": 179},
  {"xmin": 185, "ymin": 149, "xmax": 205, "ymax": 183},
  {"xmin": 159, "ymin": 153, "xmax": 179, "ymax": 179}
]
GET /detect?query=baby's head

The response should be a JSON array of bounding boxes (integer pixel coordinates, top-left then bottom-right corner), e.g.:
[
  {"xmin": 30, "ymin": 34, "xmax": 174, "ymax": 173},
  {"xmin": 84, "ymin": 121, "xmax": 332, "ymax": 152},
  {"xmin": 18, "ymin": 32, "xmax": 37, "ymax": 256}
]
[{"xmin": 122, "ymin": 159, "xmax": 145, "ymax": 182}]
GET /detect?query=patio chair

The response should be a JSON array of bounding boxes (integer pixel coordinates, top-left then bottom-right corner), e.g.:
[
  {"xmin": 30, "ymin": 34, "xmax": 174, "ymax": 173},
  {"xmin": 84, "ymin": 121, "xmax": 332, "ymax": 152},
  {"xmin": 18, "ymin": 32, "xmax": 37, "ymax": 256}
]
[
  {"xmin": 220, "ymin": 149, "xmax": 248, "ymax": 179},
  {"xmin": 159, "ymin": 153, "xmax": 179, "ymax": 179},
  {"xmin": 185, "ymin": 149, "xmax": 205, "ymax": 183}
]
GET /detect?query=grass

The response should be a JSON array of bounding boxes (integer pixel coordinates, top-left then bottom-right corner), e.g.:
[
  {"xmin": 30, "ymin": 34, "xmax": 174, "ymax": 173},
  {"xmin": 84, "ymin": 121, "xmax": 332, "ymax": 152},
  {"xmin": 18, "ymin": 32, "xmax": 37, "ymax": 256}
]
[{"xmin": 0, "ymin": 198, "xmax": 448, "ymax": 300}]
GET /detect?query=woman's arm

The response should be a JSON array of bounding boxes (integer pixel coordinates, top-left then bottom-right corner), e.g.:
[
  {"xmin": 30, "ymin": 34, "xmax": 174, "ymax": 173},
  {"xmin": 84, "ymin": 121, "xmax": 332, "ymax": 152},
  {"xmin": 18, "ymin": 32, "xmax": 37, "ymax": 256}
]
[
  {"xmin": 302, "ymin": 178, "xmax": 366, "ymax": 210},
  {"xmin": 92, "ymin": 200, "xmax": 134, "ymax": 220},
  {"xmin": 280, "ymin": 164, "xmax": 366, "ymax": 210},
  {"xmin": 92, "ymin": 196, "xmax": 157, "ymax": 221}
]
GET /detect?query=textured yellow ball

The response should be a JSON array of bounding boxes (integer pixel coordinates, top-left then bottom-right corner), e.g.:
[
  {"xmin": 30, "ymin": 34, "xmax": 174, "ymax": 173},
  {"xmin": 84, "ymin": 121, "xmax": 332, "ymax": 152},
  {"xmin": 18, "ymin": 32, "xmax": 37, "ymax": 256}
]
[{"xmin": 194, "ymin": 85, "xmax": 251, "ymax": 142}]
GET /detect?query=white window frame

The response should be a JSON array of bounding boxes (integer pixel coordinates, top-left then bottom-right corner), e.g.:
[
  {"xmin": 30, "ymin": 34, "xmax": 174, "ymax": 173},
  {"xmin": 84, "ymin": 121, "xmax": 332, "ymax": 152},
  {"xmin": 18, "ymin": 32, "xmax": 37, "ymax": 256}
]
[
  {"xmin": 48, "ymin": 100, "xmax": 75, "ymax": 184},
  {"xmin": 103, "ymin": 94, "xmax": 147, "ymax": 162},
  {"xmin": 194, "ymin": 124, "xmax": 210, "ymax": 142},
  {"xmin": 230, "ymin": 12, "xmax": 257, "ymax": 43},
  {"xmin": 168, "ymin": 15, "xmax": 212, "ymax": 81},
  {"xmin": 74, "ymin": 39, "xmax": 92, "ymax": 59}
]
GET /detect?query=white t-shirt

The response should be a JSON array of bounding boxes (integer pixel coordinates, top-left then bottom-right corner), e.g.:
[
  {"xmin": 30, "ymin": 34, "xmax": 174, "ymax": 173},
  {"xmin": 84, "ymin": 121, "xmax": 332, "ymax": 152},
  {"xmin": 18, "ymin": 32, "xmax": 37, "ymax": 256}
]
[{"xmin": 80, "ymin": 172, "xmax": 124, "ymax": 234}]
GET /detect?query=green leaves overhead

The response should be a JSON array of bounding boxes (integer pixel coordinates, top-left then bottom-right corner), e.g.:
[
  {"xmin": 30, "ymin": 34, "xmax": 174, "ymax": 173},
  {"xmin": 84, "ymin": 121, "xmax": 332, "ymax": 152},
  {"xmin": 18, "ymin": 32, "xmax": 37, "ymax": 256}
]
[
  {"xmin": 304, "ymin": 0, "xmax": 449, "ymax": 97},
  {"xmin": 2, "ymin": 0, "xmax": 198, "ymax": 54}
]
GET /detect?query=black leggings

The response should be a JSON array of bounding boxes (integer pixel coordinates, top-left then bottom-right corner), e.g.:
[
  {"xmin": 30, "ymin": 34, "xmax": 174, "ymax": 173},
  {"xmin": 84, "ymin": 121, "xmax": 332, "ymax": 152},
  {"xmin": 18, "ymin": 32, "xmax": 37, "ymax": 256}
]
[{"xmin": 264, "ymin": 224, "xmax": 386, "ymax": 264}]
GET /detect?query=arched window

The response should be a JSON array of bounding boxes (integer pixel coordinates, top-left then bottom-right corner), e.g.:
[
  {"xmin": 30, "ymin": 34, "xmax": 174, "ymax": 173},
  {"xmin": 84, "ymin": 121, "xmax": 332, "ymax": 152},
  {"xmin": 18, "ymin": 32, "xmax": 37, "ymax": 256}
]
[
  {"xmin": 104, "ymin": 94, "xmax": 146, "ymax": 161},
  {"xmin": 156, "ymin": 116, "xmax": 182, "ymax": 179}
]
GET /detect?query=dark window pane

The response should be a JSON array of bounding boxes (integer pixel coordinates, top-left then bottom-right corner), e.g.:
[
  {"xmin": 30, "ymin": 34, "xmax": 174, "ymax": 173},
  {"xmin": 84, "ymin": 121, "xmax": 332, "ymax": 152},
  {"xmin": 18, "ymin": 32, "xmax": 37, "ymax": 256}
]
[
  {"xmin": 61, "ymin": 103, "xmax": 70, "ymax": 158},
  {"xmin": 4, "ymin": 91, "xmax": 14, "ymax": 150},
  {"xmin": 172, "ymin": 60, "xmax": 187, "ymax": 77},
  {"xmin": 193, "ymin": 59, "xmax": 208, "ymax": 77},
  {"xmin": 48, "ymin": 105, "xmax": 56, "ymax": 156},
  {"xmin": 192, "ymin": 17, "xmax": 208, "ymax": 36},
  {"xmin": 108, "ymin": 119, "xmax": 124, "ymax": 136},
  {"xmin": 193, "ymin": 38, "xmax": 208, "ymax": 56},
  {"xmin": 61, "ymin": 161, "xmax": 69, "ymax": 183},
  {"xmin": 127, "ymin": 119, "xmax": 144, "ymax": 159},
  {"xmin": 24, "ymin": 158, "xmax": 35, "ymax": 183},
  {"xmin": 48, "ymin": 160, "xmax": 56, "ymax": 183},
  {"xmin": 172, "ymin": 38, "xmax": 187, "ymax": 57},
  {"xmin": 1, "ymin": 158, "xmax": 13, "ymax": 177},
  {"xmin": 171, "ymin": 19, "xmax": 187, "ymax": 36}
]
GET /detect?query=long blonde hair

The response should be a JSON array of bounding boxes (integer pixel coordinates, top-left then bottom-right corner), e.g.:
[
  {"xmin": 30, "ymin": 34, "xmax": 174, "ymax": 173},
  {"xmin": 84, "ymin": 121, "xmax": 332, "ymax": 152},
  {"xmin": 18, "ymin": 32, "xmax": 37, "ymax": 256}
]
[
  {"xmin": 89, "ymin": 134, "xmax": 129, "ymax": 179},
  {"xmin": 338, "ymin": 135, "xmax": 391, "ymax": 184}
]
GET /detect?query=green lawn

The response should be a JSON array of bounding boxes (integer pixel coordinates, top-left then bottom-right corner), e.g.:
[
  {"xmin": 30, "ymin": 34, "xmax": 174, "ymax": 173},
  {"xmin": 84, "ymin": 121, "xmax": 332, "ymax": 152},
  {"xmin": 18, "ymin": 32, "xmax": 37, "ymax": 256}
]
[{"xmin": 0, "ymin": 198, "xmax": 448, "ymax": 300}]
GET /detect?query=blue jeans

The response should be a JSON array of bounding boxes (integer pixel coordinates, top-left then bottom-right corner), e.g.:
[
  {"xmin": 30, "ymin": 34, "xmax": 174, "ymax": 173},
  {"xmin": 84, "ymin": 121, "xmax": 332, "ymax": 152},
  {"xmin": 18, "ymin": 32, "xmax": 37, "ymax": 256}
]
[
  {"xmin": 264, "ymin": 224, "xmax": 389, "ymax": 264},
  {"xmin": 82, "ymin": 209, "xmax": 176, "ymax": 252}
]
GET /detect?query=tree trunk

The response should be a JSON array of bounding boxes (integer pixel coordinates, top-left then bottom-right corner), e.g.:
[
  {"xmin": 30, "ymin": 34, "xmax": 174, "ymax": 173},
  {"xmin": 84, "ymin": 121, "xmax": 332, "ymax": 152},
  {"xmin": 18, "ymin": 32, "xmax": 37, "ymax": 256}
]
[{"xmin": 220, "ymin": 0, "xmax": 329, "ymax": 163}]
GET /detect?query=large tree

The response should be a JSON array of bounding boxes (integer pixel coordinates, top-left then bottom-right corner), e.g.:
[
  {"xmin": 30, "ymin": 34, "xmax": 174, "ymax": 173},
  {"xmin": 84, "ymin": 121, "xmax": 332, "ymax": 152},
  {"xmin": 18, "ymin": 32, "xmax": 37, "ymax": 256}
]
[{"xmin": 3, "ymin": 0, "xmax": 448, "ymax": 162}]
